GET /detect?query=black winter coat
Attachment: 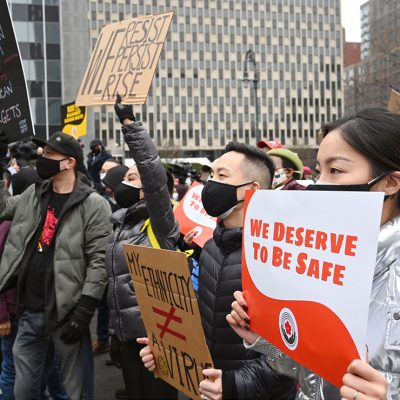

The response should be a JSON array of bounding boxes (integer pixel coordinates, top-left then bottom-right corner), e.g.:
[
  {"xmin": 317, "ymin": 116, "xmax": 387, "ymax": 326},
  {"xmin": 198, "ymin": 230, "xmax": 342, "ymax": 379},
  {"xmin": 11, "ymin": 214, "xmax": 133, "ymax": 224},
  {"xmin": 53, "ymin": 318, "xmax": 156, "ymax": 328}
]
[
  {"xmin": 198, "ymin": 223, "xmax": 296, "ymax": 399},
  {"xmin": 199, "ymin": 223, "xmax": 255, "ymax": 370},
  {"xmin": 87, "ymin": 149, "xmax": 112, "ymax": 188},
  {"xmin": 106, "ymin": 122, "xmax": 180, "ymax": 342}
]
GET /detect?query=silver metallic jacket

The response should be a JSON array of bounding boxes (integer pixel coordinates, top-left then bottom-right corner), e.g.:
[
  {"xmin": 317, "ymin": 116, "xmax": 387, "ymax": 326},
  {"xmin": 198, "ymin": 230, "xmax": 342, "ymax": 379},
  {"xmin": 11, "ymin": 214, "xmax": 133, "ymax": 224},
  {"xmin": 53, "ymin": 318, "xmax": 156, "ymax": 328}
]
[{"xmin": 246, "ymin": 216, "xmax": 400, "ymax": 399}]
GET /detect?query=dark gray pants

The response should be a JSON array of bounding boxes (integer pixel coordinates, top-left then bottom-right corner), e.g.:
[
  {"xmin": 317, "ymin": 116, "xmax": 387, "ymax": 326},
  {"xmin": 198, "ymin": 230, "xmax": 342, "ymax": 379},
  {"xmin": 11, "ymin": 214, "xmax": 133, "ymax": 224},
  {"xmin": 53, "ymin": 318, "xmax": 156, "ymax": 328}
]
[{"xmin": 13, "ymin": 310, "xmax": 93, "ymax": 400}]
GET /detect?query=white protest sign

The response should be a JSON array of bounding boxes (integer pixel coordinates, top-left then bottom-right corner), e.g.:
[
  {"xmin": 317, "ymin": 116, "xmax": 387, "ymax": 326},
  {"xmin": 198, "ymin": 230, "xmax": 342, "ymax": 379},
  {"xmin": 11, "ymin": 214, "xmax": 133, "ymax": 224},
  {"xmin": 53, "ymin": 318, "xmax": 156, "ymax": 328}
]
[{"xmin": 242, "ymin": 190, "xmax": 383, "ymax": 387}]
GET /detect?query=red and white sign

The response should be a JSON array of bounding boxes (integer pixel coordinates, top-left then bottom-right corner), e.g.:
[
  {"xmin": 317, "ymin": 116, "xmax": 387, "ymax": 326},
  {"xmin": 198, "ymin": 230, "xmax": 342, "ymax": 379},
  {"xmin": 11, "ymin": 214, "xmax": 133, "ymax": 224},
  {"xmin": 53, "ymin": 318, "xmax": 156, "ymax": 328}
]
[
  {"xmin": 242, "ymin": 190, "xmax": 383, "ymax": 387},
  {"xmin": 174, "ymin": 182, "xmax": 217, "ymax": 247}
]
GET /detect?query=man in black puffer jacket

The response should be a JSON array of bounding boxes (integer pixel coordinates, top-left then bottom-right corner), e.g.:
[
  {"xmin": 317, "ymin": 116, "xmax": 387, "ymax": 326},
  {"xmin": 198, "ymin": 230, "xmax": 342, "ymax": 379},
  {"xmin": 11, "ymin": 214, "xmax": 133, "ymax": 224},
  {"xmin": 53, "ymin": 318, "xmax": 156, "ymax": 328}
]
[
  {"xmin": 197, "ymin": 142, "xmax": 296, "ymax": 400},
  {"xmin": 139, "ymin": 142, "xmax": 296, "ymax": 399}
]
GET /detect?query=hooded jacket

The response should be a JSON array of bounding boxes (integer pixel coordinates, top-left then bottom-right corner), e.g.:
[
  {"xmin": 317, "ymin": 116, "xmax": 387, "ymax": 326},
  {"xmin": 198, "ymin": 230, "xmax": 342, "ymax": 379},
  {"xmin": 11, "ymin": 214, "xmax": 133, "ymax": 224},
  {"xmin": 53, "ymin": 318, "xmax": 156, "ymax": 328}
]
[
  {"xmin": 0, "ymin": 174, "xmax": 112, "ymax": 324},
  {"xmin": 87, "ymin": 148, "xmax": 112, "ymax": 188},
  {"xmin": 199, "ymin": 223, "xmax": 296, "ymax": 399},
  {"xmin": 106, "ymin": 121, "xmax": 180, "ymax": 342},
  {"xmin": 246, "ymin": 216, "xmax": 400, "ymax": 399}
]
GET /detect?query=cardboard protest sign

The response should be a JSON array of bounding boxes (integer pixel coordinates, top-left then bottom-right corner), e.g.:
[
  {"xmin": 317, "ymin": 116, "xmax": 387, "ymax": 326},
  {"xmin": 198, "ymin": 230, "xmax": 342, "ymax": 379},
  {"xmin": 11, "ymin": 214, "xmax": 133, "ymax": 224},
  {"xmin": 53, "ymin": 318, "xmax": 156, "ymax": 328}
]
[
  {"xmin": 242, "ymin": 190, "xmax": 383, "ymax": 388},
  {"xmin": 0, "ymin": 2, "xmax": 34, "ymax": 142},
  {"xmin": 60, "ymin": 102, "xmax": 87, "ymax": 138},
  {"xmin": 387, "ymin": 88, "xmax": 400, "ymax": 113},
  {"xmin": 124, "ymin": 244, "xmax": 213, "ymax": 399},
  {"xmin": 76, "ymin": 11, "xmax": 173, "ymax": 106},
  {"xmin": 174, "ymin": 182, "xmax": 217, "ymax": 247}
]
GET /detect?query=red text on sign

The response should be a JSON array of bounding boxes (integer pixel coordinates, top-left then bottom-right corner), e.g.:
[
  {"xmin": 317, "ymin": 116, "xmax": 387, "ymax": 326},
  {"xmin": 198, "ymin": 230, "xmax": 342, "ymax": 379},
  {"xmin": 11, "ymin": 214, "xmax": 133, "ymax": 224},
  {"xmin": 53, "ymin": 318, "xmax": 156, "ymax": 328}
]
[{"xmin": 249, "ymin": 219, "xmax": 358, "ymax": 257}]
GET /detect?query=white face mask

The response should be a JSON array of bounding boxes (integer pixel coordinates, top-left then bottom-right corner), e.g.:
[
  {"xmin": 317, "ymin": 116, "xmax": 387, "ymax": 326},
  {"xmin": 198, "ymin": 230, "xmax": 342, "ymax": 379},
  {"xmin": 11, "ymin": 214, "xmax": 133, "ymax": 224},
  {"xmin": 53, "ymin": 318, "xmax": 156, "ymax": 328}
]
[
  {"xmin": 218, "ymin": 205, "xmax": 237, "ymax": 220},
  {"xmin": 7, "ymin": 167, "xmax": 17, "ymax": 176},
  {"xmin": 272, "ymin": 169, "xmax": 288, "ymax": 189},
  {"xmin": 172, "ymin": 192, "xmax": 179, "ymax": 201},
  {"xmin": 315, "ymin": 180, "xmax": 333, "ymax": 185},
  {"xmin": 121, "ymin": 181, "xmax": 142, "ymax": 189},
  {"xmin": 100, "ymin": 172, "xmax": 106, "ymax": 181}
]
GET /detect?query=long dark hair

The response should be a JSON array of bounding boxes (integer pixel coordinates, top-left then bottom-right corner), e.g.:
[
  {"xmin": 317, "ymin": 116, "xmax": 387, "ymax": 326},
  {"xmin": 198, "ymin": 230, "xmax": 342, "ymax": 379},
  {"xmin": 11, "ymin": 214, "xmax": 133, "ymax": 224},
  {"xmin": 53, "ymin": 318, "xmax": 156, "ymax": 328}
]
[{"xmin": 320, "ymin": 108, "xmax": 400, "ymax": 176}]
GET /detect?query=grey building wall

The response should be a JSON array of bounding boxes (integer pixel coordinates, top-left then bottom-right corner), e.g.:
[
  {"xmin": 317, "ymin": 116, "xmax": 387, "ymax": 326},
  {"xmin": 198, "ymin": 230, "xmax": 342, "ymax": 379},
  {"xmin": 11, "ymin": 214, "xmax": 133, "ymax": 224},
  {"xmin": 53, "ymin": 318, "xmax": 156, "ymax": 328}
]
[
  {"xmin": 59, "ymin": 0, "xmax": 92, "ymax": 148},
  {"xmin": 60, "ymin": 0, "xmax": 90, "ymax": 103}
]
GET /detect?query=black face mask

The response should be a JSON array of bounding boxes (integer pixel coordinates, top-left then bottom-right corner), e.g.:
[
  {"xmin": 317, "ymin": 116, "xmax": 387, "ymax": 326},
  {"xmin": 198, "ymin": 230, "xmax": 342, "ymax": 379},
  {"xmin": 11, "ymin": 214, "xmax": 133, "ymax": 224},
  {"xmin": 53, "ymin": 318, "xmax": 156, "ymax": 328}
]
[
  {"xmin": 306, "ymin": 172, "xmax": 391, "ymax": 196},
  {"xmin": 114, "ymin": 182, "xmax": 141, "ymax": 209},
  {"xmin": 201, "ymin": 180, "xmax": 253, "ymax": 219},
  {"xmin": 36, "ymin": 156, "xmax": 68, "ymax": 180},
  {"xmin": 91, "ymin": 147, "xmax": 101, "ymax": 155}
]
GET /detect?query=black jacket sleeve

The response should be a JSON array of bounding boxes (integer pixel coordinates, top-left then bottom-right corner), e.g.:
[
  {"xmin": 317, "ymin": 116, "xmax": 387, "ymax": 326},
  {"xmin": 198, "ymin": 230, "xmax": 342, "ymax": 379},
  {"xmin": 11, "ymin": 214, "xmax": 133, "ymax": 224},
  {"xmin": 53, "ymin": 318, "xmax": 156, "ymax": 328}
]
[
  {"xmin": 122, "ymin": 121, "xmax": 180, "ymax": 245},
  {"xmin": 222, "ymin": 355, "xmax": 297, "ymax": 400}
]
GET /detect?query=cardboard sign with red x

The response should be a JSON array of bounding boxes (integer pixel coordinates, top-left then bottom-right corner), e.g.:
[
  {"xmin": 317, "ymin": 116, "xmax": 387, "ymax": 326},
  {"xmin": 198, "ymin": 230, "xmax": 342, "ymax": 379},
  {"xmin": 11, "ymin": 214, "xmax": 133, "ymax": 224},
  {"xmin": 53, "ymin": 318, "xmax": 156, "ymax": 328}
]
[{"xmin": 124, "ymin": 245, "xmax": 213, "ymax": 400}]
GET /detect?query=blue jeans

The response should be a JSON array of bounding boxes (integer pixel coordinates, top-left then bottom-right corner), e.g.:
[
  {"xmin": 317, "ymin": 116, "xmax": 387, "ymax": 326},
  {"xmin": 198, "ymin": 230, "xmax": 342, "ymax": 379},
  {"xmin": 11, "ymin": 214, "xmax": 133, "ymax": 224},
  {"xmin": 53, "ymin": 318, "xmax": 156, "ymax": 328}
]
[
  {"xmin": 13, "ymin": 310, "xmax": 93, "ymax": 400},
  {"xmin": 0, "ymin": 315, "xmax": 18, "ymax": 399},
  {"xmin": 46, "ymin": 361, "xmax": 69, "ymax": 400},
  {"xmin": 43, "ymin": 345, "xmax": 69, "ymax": 400}
]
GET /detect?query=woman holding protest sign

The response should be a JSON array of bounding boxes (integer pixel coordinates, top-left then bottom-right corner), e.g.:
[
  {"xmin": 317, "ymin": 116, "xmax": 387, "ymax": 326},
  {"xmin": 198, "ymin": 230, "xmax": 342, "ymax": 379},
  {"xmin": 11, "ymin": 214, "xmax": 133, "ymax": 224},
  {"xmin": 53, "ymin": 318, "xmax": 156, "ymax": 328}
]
[
  {"xmin": 106, "ymin": 96, "xmax": 179, "ymax": 400},
  {"xmin": 227, "ymin": 108, "xmax": 400, "ymax": 399}
]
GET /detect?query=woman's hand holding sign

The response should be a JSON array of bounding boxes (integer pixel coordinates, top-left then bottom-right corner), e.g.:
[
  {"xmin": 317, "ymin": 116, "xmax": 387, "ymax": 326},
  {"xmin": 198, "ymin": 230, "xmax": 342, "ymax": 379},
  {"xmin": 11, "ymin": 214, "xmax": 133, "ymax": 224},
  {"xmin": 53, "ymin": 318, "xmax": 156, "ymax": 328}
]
[
  {"xmin": 199, "ymin": 368, "xmax": 222, "ymax": 400},
  {"xmin": 137, "ymin": 337, "xmax": 156, "ymax": 372},
  {"xmin": 228, "ymin": 293, "xmax": 388, "ymax": 400},
  {"xmin": 183, "ymin": 228, "xmax": 199, "ymax": 249},
  {"xmin": 226, "ymin": 291, "xmax": 259, "ymax": 345},
  {"xmin": 340, "ymin": 360, "xmax": 388, "ymax": 400},
  {"xmin": 114, "ymin": 94, "xmax": 136, "ymax": 125},
  {"xmin": 138, "ymin": 336, "xmax": 223, "ymax": 400}
]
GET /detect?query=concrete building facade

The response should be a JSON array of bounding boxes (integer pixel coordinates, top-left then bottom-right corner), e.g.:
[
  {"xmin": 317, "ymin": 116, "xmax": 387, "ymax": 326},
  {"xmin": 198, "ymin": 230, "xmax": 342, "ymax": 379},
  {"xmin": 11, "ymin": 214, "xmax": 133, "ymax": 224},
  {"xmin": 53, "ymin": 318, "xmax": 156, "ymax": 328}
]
[{"xmin": 87, "ymin": 0, "xmax": 344, "ymax": 160}]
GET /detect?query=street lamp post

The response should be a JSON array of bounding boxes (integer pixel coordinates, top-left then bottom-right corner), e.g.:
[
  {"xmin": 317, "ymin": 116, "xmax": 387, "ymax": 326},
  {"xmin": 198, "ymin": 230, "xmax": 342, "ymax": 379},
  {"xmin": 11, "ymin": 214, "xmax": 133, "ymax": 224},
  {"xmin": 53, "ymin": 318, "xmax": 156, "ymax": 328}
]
[{"xmin": 242, "ymin": 49, "xmax": 260, "ymax": 144}]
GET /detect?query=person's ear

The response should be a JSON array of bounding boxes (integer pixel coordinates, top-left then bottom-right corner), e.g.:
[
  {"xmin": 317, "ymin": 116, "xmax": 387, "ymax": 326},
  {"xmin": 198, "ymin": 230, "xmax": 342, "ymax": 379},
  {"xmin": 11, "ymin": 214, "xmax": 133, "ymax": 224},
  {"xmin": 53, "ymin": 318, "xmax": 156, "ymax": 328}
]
[
  {"xmin": 381, "ymin": 172, "xmax": 400, "ymax": 196},
  {"xmin": 61, "ymin": 158, "xmax": 76, "ymax": 171},
  {"xmin": 139, "ymin": 188, "xmax": 145, "ymax": 200},
  {"xmin": 237, "ymin": 182, "xmax": 258, "ymax": 202},
  {"xmin": 251, "ymin": 181, "xmax": 261, "ymax": 190},
  {"xmin": 285, "ymin": 168, "xmax": 294, "ymax": 179}
]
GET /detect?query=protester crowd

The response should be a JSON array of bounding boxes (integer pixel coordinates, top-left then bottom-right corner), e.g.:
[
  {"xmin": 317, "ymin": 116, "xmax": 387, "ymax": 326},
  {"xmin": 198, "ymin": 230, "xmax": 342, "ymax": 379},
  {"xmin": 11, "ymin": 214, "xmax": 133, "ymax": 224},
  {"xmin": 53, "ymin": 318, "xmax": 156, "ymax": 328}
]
[{"xmin": 0, "ymin": 99, "xmax": 395, "ymax": 400}]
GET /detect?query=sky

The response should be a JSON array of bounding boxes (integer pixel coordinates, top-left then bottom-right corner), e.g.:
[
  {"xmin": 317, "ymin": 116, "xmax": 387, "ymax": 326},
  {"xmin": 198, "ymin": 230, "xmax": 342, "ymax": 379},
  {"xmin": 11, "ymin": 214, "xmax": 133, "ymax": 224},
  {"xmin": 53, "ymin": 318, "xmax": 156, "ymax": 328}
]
[{"xmin": 341, "ymin": 0, "xmax": 368, "ymax": 42}]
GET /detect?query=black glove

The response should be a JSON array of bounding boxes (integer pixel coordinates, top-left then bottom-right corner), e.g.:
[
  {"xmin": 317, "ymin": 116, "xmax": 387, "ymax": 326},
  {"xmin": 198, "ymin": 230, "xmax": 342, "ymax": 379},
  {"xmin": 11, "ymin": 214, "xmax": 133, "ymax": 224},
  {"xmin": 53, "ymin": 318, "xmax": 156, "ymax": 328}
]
[
  {"xmin": 114, "ymin": 94, "xmax": 135, "ymax": 125},
  {"xmin": 60, "ymin": 295, "xmax": 96, "ymax": 345},
  {"xmin": 0, "ymin": 132, "xmax": 8, "ymax": 160},
  {"xmin": 109, "ymin": 335, "xmax": 122, "ymax": 368},
  {"xmin": 59, "ymin": 318, "xmax": 86, "ymax": 344}
]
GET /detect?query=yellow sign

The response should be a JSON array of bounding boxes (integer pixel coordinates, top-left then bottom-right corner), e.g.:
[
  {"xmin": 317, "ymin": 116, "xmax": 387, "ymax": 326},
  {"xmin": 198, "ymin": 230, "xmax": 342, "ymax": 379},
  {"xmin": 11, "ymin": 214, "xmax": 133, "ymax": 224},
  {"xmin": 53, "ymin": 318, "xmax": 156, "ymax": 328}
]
[{"xmin": 60, "ymin": 101, "xmax": 87, "ymax": 138}]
